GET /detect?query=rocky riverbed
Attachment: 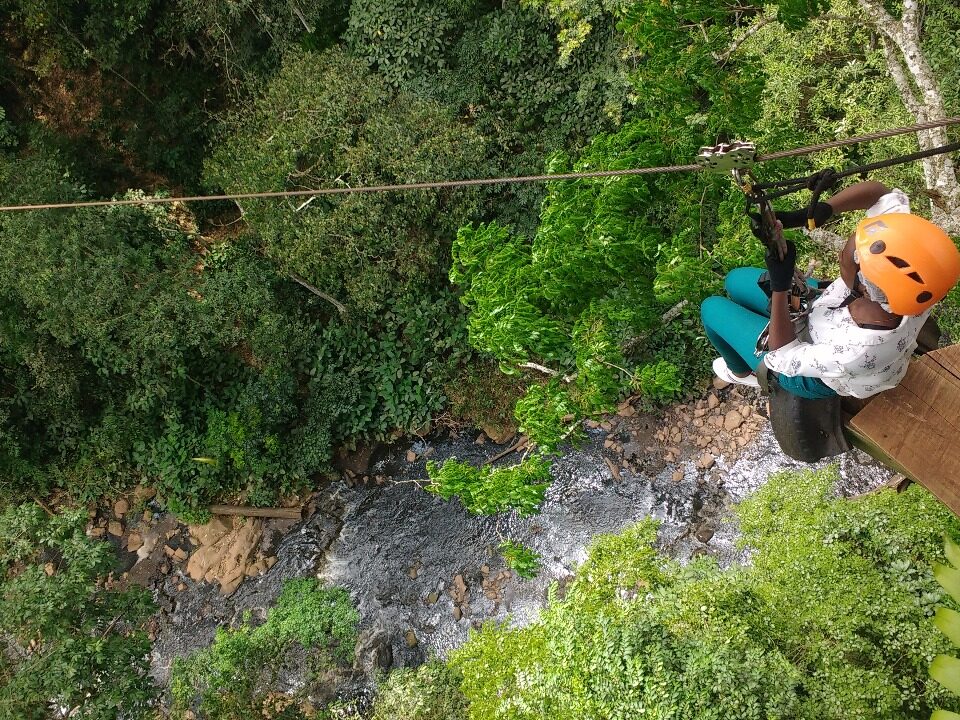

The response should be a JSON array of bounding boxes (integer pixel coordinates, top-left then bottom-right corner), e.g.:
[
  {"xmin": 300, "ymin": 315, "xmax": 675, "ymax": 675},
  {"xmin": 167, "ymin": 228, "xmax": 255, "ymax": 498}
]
[{"xmin": 87, "ymin": 380, "xmax": 897, "ymax": 701}]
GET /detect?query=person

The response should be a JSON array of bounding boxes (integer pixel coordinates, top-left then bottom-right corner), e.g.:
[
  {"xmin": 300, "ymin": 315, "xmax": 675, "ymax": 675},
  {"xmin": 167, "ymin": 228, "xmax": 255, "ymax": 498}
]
[{"xmin": 700, "ymin": 181, "xmax": 960, "ymax": 399}]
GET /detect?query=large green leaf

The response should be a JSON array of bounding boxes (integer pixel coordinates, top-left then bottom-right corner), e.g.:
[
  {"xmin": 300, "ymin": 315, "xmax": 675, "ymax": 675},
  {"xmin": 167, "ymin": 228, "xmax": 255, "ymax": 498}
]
[
  {"xmin": 936, "ymin": 608, "xmax": 960, "ymax": 647},
  {"xmin": 932, "ymin": 711, "xmax": 960, "ymax": 720},
  {"xmin": 946, "ymin": 535, "xmax": 960, "ymax": 569},
  {"xmin": 935, "ymin": 563, "xmax": 960, "ymax": 604},
  {"xmin": 930, "ymin": 655, "xmax": 960, "ymax": 695}
]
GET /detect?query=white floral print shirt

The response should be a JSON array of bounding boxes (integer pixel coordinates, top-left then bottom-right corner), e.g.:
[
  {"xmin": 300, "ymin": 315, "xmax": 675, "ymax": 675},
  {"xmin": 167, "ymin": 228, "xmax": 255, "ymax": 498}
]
[{"xmin": 763, "ymin": 189, "xmax": 931, "ymax": 399}]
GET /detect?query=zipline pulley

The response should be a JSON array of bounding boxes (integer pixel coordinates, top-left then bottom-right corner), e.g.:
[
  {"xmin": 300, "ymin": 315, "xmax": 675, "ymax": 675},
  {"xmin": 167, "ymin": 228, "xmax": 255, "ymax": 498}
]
[{"xmin": 695, "ymin": 141, "xmax": 757, "ymax": 172}]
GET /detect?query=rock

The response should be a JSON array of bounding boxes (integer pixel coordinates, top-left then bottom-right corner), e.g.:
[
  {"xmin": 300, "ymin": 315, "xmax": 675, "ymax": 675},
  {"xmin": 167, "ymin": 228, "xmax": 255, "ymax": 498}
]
[
  {"xmin": 173, "ymin": 548, "xmax": 188, "ymax": 562},
  {"xmin": 333, "ymin": 442, "xmax": 381, "ymax": 477},
  {"xmin": 603, "ymin": 439, "xmax": 614, "ymax": 449},
  {"xmin": 108, "ymin": 520, "xmax": 123, "ymax": 537},
  {"xmin": 480, "ymin": 564, "xmax": 490, "ymax": 575},
  {"xmin": 126, "ymin": 532, "xmax": 143, "ymax": 552},
  {"xmin": 693, "ymin": 408, "xmax": 706, "ymax": 418},
  {"xmin": 453, "ymin": 606, "xmax": 462, "ymax": 621},
  {"xmin": 707, "ymin": 393, "xmax": 720, "ymax": 409},
  {"xmin": 584, "ymin": 419, "xmax": 600, "ymax": 429},
  {"xmin": 672, "ymin": 470, "xmax": 684, "ymax": 482},
  {"xmin": 474, "ymin": 433, "xmax": 486, "ymax": 445},
  {"xmin": 693, "ymin": 419, "xmax": 704, "ymax": 428},
  {"xmin": 89, "ymin": 526, "xmax": 106, "ymax": 538},
  {"xmin": 355, "ymin": 627, "xmax": 393, "ymax": 673},
  {"xmin": 712, "ymin": 377, "xmax": 730, "ymax": 391},
  {"xmin": 44, "ymin": 562, "xmax": 55, "ymax": 576},
  {"xmin": 739, "ymin": 405, "xmax": 752, "ymax": 418},
  {"xmin": 697, "ymin": 453, "xmax": 716, "ymax": 470},
  {"xmin": 113, "ymin": 499, "xmax": 129, "ymax": 517},
  {"xmin": 408, "ymin": 563, "xmax": 420, "ymax": 580},
  {"xmin": 405, "ymin": 630, "xmax": 418, "ymax": 648},
  {"xmin": 695, "ymin": 525, "xmax": 715, "ymax": 544},
  {"xmin": 451, "ymin": 574, "xmax": 468, "ymax": 605},
  {"xmin": 132, "ymin": 485, "xmax": 156, "ymax": 503},
  {"xmin": 406, "ymin": 449, "xmax": 417, "ymax": 463},
  {"xmin": 188, "ymin": 516, "xmax": 232, "ymax": 547},
  {"xmin": 599, "ymin": 421, "xmax": 613, "ymax": 431},
  {"xmin": 708, "ymin": 416, "xmax": 723, "ymax": 428},
  {"xmin": 185, "ymin": 518, "xmax": 264, "ymax": 596},
  {"xmin": 142, "ymin": 509, "xmax": 153, "ymax": 523},
  {"xmin": 426, "ymin": 592, "xmax": 439, "ymax": 605},
  {"xmin": 670, "ymin": 431, "xmax": 682, "ymax": 444},
  {"xmin": 482, "ymin": 425, "xmax": 515, "ymax": 445}
]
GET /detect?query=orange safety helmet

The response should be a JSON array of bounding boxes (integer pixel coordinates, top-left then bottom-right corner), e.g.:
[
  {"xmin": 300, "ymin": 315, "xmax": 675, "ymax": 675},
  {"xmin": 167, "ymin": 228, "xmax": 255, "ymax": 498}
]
[{"xmin": 854, "ymin": 213, "xmax": 960, "ymax": 316}]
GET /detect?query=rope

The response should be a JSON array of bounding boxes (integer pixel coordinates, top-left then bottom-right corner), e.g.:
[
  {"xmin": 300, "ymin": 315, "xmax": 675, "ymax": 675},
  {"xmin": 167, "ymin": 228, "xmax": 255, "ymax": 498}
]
[
  {"xmin": 753, "ymin": 140, "xmax": 960, "ymax": 203},
  {"xmin": 0, "ymin": 116, "xmax": 957, "ymax": 213}
]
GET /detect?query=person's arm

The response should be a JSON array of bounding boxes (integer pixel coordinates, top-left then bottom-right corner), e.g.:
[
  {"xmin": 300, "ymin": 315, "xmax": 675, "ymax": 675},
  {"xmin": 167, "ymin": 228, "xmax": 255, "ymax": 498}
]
[
  {"xmin": 839, "ymin": 233, "xmax": 857, "ymax": 289},
  {"xmin": 768, "ymin": 291, "xmax": 796, "ymax": 350},
  {"xmin": 824, "ymin": 181, "xmax": 890, "ymax": 214}
]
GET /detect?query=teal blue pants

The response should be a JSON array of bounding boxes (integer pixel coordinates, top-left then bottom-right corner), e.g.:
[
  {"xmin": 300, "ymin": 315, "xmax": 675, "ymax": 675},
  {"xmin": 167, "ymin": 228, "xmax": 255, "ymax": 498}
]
[{"xmin": 700, "ymin": 268, "xmax": 837, "ymax": 399}]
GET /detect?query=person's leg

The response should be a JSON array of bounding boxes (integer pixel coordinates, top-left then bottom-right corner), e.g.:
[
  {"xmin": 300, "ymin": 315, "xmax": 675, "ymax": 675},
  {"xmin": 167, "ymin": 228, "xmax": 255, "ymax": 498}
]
[
  {"xmin": 724, "ymin": 267, "xmax": 770, "ymax": 317},
  {"xmin": 700, "ymin": 296, "xmax": 770, "ymax": 373}
]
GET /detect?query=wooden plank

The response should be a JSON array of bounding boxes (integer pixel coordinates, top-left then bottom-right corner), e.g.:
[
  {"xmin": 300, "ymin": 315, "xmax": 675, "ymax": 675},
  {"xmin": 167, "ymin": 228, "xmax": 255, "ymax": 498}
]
[
  {"xmin": 849, "ymin": 345, "xmax": 960, "ymax": 515},
  {"xmin": 209, "ymin": 504, "xmax": 303, "ymax": 520}
]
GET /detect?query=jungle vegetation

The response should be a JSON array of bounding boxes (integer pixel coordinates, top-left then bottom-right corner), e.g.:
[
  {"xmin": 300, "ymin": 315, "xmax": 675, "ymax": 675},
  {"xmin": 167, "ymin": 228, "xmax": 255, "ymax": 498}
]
[{"xmin": 0, "ymin": 0, "xmax": 958, "ymax": 717}]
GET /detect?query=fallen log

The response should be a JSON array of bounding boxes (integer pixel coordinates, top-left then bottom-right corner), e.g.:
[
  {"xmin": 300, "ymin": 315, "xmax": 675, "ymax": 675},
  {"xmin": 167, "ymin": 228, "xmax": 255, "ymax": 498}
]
[{"xmin": 209, "ymin": 504, "xmax": 303, "ymax": 520}]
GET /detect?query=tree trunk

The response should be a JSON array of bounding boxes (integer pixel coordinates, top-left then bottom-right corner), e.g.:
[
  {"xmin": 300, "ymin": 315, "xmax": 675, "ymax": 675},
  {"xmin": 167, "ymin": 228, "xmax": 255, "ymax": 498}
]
[{"xmin": 857, "ymin": 0, "xmax": 960, "ymax": 232}]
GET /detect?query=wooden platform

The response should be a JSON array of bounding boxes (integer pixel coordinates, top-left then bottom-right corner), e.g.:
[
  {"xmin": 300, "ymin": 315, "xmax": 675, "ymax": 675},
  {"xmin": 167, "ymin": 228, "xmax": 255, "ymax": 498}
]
[{"xmin": 846, "ymin": 345, "xmax": 960, "ymax": 514}]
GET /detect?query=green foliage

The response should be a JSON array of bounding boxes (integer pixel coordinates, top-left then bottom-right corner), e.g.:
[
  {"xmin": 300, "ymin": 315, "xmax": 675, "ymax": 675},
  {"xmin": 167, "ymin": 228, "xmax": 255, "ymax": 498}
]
[
  {"xmin": 206, "ymin": 47, "xmax": 485, "ymax": 317},
  {"xmin": 0, "ymin": 504, "xmax": 157, "ymax": 719},
  {"xmin": 371, "ymin": 661, "xmax": 468, "ymax": 720},
  {"xmin": 0, "ymin": 152, "xmax": 340, "ymax": 513},
  {"xmin": 311, "ymin": 294, "xmax": 469, "ymax": 440},
  {"xmin": 425, "ymin": 456, "xmax": 551, "ymax": 516},
  {"xmin": 170, "ymin": 578, "xmax": 359, "ymax": 720},
  {"xmin": 930, "ymin": 536, "xmax": 960, "ymax": 716},
  {"xmin": 513, "ymin": 381, "xmax": 581, "ymax": 452},
  {"xmin": 447, "ymin": 470, "xmax": 960, "ymax": 719},
  {"xmin": 345, "ymin": 0, "xmax": 455, "ymax": 90},
  {"xmin": 499, "ymin": 540, "xmax": 541, "ymax": 579},
  {"xmin": 631, "ymin": 359, "xmax": 683, "ymax": 404}
]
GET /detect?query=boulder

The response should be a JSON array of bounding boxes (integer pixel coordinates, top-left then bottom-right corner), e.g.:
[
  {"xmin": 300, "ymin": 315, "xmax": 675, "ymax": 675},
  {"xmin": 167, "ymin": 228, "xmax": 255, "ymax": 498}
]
[
  {"xmin": 723, "ymin": 411, "xmax": 744, "ymax": 431},
  {"xmin": 126, "ymin": 532, "xmax": 143, "ymax": 553}
]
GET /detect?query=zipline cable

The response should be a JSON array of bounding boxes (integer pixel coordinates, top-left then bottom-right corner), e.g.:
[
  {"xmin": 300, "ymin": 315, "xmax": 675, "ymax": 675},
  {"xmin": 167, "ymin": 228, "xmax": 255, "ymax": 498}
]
[{"xmin": 0, "ymin": 116, "xmax": 958, "ymax": 213}]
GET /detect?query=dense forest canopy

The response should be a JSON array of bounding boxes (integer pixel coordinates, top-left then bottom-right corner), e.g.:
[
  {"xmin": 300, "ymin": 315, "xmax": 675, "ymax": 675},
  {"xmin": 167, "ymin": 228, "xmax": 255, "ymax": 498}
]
[{"xmin": 0, "ymin": 0, "xmax": 959, "ymax": 716}]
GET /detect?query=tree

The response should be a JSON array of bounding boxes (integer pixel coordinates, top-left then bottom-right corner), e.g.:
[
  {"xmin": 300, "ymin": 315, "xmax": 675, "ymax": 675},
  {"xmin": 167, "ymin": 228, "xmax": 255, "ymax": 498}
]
[{"xmin": 206, "ymin": 47, "xmax": 487, "ymax": 316}]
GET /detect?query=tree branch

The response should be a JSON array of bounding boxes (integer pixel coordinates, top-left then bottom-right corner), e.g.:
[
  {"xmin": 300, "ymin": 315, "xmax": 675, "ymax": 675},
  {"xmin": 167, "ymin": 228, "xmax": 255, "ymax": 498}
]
[{"xmin": 289, "ymin": 273, "xmax": 347, "ymax": 315}]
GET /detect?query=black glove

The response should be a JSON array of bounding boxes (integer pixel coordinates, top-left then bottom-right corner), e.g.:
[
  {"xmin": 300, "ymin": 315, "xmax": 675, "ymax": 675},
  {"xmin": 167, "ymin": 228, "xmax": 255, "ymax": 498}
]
[
  {"xmin": 764, "ymin": 240, "xmax": 797, "ymax": 292},
  {"xmin": 775, "ymin": 202, "xmax": 833, "ymax": 229}
]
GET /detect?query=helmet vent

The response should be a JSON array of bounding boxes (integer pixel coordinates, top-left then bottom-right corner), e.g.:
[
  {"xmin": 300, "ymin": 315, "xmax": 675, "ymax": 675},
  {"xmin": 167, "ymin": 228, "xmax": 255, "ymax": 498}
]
[
  {"xmin": 917, "ymin": 291, "xmax": 933, "ymax": 304},
  {"xmin": 886, "ymin": 256, "xmax": 924, "ymax": 284},
  {"xmin": 869, "ymin": 241, "xmax": 886, "ymax": 254}
]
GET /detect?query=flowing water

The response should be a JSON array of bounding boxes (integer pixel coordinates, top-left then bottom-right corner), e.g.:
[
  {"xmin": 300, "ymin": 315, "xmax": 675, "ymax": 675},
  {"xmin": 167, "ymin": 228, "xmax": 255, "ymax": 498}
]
[{"xmin": 151, "ymin": 421, "xmax": 893, "ymax": 688}]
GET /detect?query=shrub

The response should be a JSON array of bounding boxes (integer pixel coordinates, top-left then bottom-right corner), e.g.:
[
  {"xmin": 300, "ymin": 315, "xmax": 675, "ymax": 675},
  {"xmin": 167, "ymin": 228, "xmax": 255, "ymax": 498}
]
[
  {"xmin": 499, "ymin": 540, "xmax": 542, "ymax": 579},
  {"xmin": 425, "ymin": 456, "xmax": 551, "ymax": 516},
  {"xmin": 0, "ymin": 504, "xmax": 157, "ymax": 719},
  {"xmin": 371, "ymin": 661, "xmax": 468, "ymax": 720},
  {"xmin": 448, "ymin": 469, "xmax": 960, "ymax": 719},
  {"xmin": 170, "ymin": 578, "xmax": 359, "ymax": 720}
]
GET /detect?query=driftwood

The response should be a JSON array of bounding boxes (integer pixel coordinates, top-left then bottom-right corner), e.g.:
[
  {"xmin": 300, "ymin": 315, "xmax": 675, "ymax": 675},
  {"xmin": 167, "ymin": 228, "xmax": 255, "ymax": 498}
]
[{"xmin": 209, "ymin": 504, "xmax": 303, "ymax": 520}]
